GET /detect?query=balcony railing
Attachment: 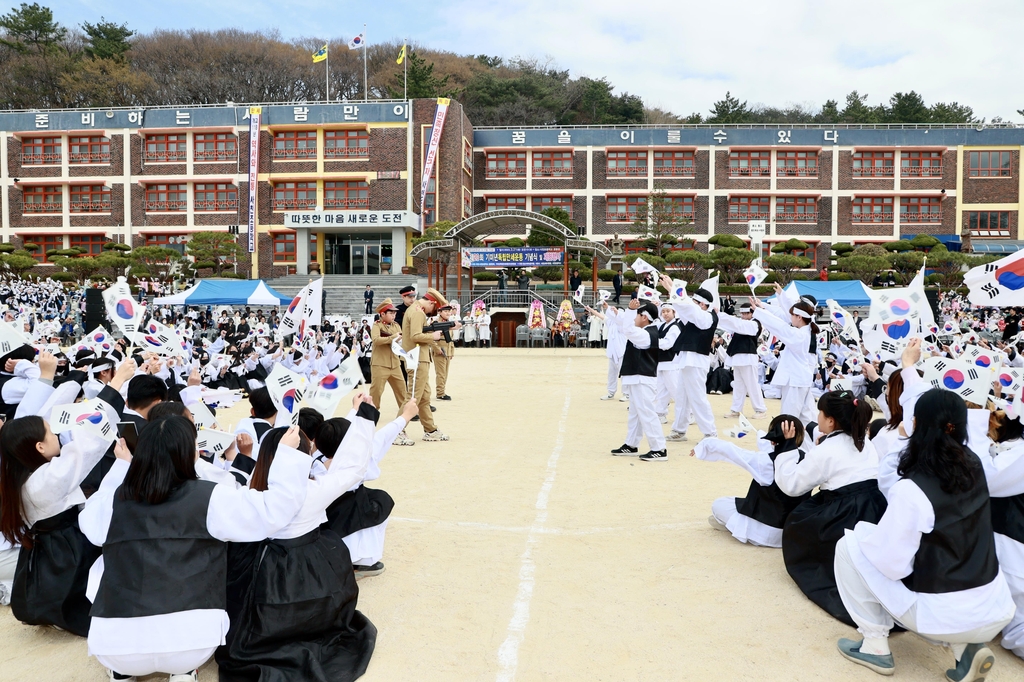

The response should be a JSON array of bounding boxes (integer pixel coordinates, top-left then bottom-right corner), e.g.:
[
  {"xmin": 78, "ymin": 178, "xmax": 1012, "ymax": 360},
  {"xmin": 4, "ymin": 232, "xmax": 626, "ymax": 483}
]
[
  {"xmin": 22, "ymin": 153, "xmax": 61, "ymax": 165},
  {"xmin": 272, "ymin": 147, "xmax": 316, "ymax": 160},
  {"xmin": 900, "ymin": 211, "xmax": 943, "ymax": 223},
  {"xmin": 485, "ymin": 167, "xmax": 527, "ymax": 178},
  {"xmin": 195, "ymin": 199, "xmax": 239, "ymax": 211},
  {"xmin": 69, "ymin": 151, "xmax": 110, "ymax": 164},
  {"xmin": 729, "ymin": 166, "xmax": 770, "ymax": 177},
  {"xmin": 23, "ymin": 201, "xmax": 61, "ymax": 213},
  {"xmin": 144, "ymin": 150, "xmax": 186, "ymax": 162},
  {"xmin": 273, "ymin": 198, "xmax": 316, "ymax": 211},
  {"xmin": 70, "ymin": 200, "xmax": 112, "ymax": 213},
  {"xmin": 900, "ymin": 165, "xmax": 943, "ymax": 177},
  {"xmin": 324, "ymin": 197, "xmax": 369, "ymax": 209},
  {"xmin": 775, "ymin": 212, "xmax": 819, "ymax": 223},
  {"xmin": 324, "ymin": 145, "xmax": 369, "ymax": 159},
  {"xmin": 851, "ymin": 211, "xmax": 894, "ymax": 223},
  {"xmin": 654, "ymin": 166, "xmax": 696, "ymax": 177},
  {"xmin": 728, "ymin": 211, "xmax": 770, "ymax": 222},
  {"xmin": 606, "ymin": 211, "xmax": 640, "ymax": 223},
  {"xmin": 852, "ymin": 166, "xmax": 894, "ymax": 177},
  {"xmin": 607, "ymin": 165, "xmax": 648, "ymax": 176},
  {"xmin": 194, "ymin": 148, "xmax": 238, "ymax": 162},
  {"xmin": 145, "ymin": 200, "xmax": 187, "ymax": 212},
  {"xmin": 776, "ymin": 166, "xmax": 818, "ymax": 177},
  {"xmin": 532, "ymin": 166, "xmax": 573, "ymax": 177}
]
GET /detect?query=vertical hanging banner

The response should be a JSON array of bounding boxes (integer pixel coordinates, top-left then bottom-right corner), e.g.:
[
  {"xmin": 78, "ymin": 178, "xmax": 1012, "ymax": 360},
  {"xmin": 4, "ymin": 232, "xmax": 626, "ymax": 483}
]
[
  {"xmin": 247, "ymin": 107, "xmax": 262, "ymax": 253},
  {"xmin": 419, "ymin": 97, "xmax": 450, "ymax": 232}
]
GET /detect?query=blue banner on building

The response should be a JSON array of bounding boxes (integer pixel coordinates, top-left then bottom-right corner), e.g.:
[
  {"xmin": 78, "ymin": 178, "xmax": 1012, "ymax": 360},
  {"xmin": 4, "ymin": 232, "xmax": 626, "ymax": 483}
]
[{"xmin": 461, "ymin": 247, "xmax": 564, "ymax": 268}]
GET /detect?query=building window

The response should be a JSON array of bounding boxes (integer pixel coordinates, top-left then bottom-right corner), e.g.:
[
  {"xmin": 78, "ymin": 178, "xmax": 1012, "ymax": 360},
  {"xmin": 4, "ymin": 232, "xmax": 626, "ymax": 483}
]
[
  {"xmin": 486, "ymin": 151, "xmax": 526, "ymax": 178},
  {"xmin": 273, "ymin": 131, "xmax": 317, "ymax": 160},
  {"xmin": 21, "ymin": 137, "xmax": 61, "ymax": 165},
  {"xmin": 606, "ymin": 196, "xmax": 644, "ymax": 223},
  {"xmin": 324, "ymin": 180, "xmax": 368, "ymax": 209},
  {"xmin": 653, "ymin": 150, "xmax": 695, "ymax": 177},
  {"xmin": 728, "ymin": 196, "xmax": 770, "ymax": 221},
  {"xmin": 273, "ymin": 232, "xmax": 297, "ymax": 262},
  {"xmin": 273, "ymin": 182, "xmax": 316, "ymax": 210},
  {"xmin": 194, "ymin": 183, "xmax": 238, "ymax": 212},
  {"xmin": 968, "ymin": 211, "xmax": 1011, "ymax": 237},
  {"xmin": 901, "ymin": 151, "xmax": 943, "ymax": 177},
  {"xmin": 69, "ymin": 234, "xmax": 107, "ymax": 255},
  {"xmin": 194, "ymin": 133, "xmax": 237, "ymax": 162},
  {"xmin": 463, "ymin": 188, "xmax": 472, "ymax": 218},
  {"xmin": 69, "ymin": 185, "xmax": 111, "ymax": 213},
  {"xmin": 25, "ymin": 234, "xmax": 62, "ymax": 262},
  {"xmin": 22, "ymin": 185, "xmax": 62, "ymax": 214},
  {"xmin": 851, "ymin": 196, "xmax": 894, "ymax": 222},
  {"xmin": 968, "ymin": 151, "xmax": 1011, "ymax": 178},
  {"xmin": 533, "ymin": 151, "xmax": 573, "ymax": 177},
  {"xmin": 607, "ymin": 151, "xmax": 647, "ymax": 177},
  {"xmin": 532, "ymin": 196, "xmax": 573, "ymax": 216},
  {"xmin": 900, "ymin": 196, "xmax": 942, "ymax": 223},
  {"xmin": 666, "ymin": 196, "xmax": 695, "ymax": 219},
  {"xmin": 69, "ymin": 136, "xmax": 110, "ymax": 164},
  {"xmin": 486, "ymin": 196, "xmax": 526, "ymax": 211},
  {"xmin": 324, "ymin": 129, "xmax": 369, "ymax": 158},
  {"xmin": 852, "ymin": 151, "xmax": 894, "ymax": 177},
  {"xmin": 776, "ymin": 151, "xmax": 818, "ymax": 177},
  {"xmin": 729, "ymin": 150, "xmax": 770, "ymax": 177},
  {"xmin": 144, "ymin": 234, "xmax": 188, "ymax": 254},
  {"xmin": 145, "ymin": 183, "xmax": 187, "ymax": 212},
  {"xmin": 144, "ymin": 134, "xmax": 187, "ymax": 162},
  {"xmin": 775, "ymin": 197, "xmax": 818, "ymax": 222},
  {"xmin": 463, "ymin": 140, "xmax": 473, "ymax": 173}
]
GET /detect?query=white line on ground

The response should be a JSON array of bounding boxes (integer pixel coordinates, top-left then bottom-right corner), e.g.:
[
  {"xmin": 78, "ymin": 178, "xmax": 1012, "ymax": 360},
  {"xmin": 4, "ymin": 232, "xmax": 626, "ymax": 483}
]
[
  {"xmin": 389, "ymin": 516, "xmax": 706, "ymax": 536},
  {"xmin": 494, "ymin": 358, "xmax": 572, "ymax": 682}
]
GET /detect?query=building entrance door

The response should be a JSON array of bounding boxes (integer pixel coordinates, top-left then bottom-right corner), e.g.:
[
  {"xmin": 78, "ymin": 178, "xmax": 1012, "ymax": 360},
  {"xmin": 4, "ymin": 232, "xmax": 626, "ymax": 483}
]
[{"xmin": 323, "ymin": 233, "xmax": 391, "ymax": 275}]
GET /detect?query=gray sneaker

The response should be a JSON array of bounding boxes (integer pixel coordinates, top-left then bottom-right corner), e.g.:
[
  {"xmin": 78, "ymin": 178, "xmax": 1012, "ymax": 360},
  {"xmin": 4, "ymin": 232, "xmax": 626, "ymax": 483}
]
[
  {"xmin": 837, "ymin": 638, "xmax": 894, "ymax": 676},
  {"xmin": 945, "ymin": 643, "xmax": 995, "ymax": 682},
  {"xmin": 665, "ymin": 431, "xmax": 688, "ymax": 442},
  {"xmin": 423, "ymin": 430, "xmax": 449, "ymax": 441},
  {"xmin": 0, "ymin": 581, "xmax": 9, "ymax": 606}
]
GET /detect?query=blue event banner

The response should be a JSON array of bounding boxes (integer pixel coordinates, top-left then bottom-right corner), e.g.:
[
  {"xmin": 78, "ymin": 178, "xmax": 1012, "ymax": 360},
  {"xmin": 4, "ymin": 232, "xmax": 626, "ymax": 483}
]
[{"xmin": 461, "ymin": 247, "xmax": 564, "ymax": 269}]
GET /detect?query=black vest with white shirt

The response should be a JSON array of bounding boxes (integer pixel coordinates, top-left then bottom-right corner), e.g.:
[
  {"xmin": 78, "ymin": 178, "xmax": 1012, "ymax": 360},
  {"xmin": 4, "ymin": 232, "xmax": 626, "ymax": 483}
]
[
  {"xmin": 91, "ymin": 480, "xmax": 225, "ymax": 618},
  {"xmin": 619, "ymin": 325, "xmax": 659, "ymax": 378},
  {"xmin": 657, "ymin": 321, "xmax": 684, "ymax": 364},
  {"xmin": 990, "ymin": 493, "xmax": 1024, "ymax": 545},
  {"xmin": 726, "ymin": 319, "xmax": 761, "ymax": 357},
  {"xmin": 678, "ymin": 310, "xmax": 719, "ymax": 355},
  {"xmin": 900, "ymin": 460, "xmax": 1000, "ymax": 594}
]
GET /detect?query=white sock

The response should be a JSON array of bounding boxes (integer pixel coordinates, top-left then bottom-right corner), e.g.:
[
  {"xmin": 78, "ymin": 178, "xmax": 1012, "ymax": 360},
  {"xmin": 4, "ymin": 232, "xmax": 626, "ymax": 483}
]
[
  {"xmin": 951, "ymin": 643, "xmax": 968, "ymax": 661},
  {"xmin": 860, "ymin": 637, "xmax": 890, "ymax": 656}
]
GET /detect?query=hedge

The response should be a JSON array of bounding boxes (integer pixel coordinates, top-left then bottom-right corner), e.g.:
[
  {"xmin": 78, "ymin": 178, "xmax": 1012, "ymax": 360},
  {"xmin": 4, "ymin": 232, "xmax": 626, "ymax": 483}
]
[
  {"xmin": 473, "ymin": 271, "xmax": 498, "ymax": 281},
  {"xmin": 597, "ymin": 269, "xmax": 618, "ymax": 282}
]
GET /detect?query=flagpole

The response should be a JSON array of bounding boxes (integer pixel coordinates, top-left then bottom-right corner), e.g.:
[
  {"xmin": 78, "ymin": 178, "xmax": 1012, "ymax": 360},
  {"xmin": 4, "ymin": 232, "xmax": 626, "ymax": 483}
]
[
  {"xmin": 326, "ymin": 44, "xmax": 330, "ymax": 102},
  {"xmin": 403, "ymin": 38, "xmax": 407, "ymax": 100},
  {"xmin": 363, "ymin": 23, "xmax": 368, "ymax": 100}
]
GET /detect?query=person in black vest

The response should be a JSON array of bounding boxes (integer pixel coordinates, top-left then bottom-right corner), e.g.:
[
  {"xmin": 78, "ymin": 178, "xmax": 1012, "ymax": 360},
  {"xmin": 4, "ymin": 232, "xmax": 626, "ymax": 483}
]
[
  {"xmin": 717, "ymin": 302, "xmax": 767, "ymax": 418},
  {"xmin": 692, "ymin": 415, "xmax": 811, "ymax": 547},
  {"xmin": 80, "ymin": 416, "xmax": 313, "ymax": 681},
  {"xmin": 661, "ymin": 275, "xmax": 719, "ymax": 442},
  {"xmin": 833, "ymin": 388, "xmax": 1015, "ymax": 680},
  {"xmin": 653, "ymin": 304, "xmax": 684, "ymax": 426},
  {"xmin": 611, "ymin": 299, "xmax": 666, "ymax": 461}
]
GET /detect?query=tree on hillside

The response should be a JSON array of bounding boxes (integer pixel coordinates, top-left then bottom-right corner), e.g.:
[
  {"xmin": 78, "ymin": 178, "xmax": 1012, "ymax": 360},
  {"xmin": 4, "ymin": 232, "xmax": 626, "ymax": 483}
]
[
  {"xmin": 389, "ymin": 49, "xmax": 453, "ymax": 99},
  {"xmin": 82, "ymin": 18, "xmax": 132, "ymax": 60},
  {"xmin": 707, "ymin": 92, "xmax": 750, "ymax": 124}
]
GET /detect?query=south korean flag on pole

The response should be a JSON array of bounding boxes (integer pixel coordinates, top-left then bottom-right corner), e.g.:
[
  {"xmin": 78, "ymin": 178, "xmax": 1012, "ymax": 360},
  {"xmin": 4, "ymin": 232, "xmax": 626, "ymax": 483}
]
[
  {"xmin": 921, "ymin": 356, "xmax": 994, "ymax": 404},
  {"xmin": 306, "ymin": 354, "xmax": 363, "ymax": 417},
  {"xmin": 265, "ymin": 364, "xmax": 307, "ymax": 424},
  {"xmin": 637, "ymin": 285, "xmax": 660, "ymax": 302},
  {"xmin": 572, "ymin": 284, "xmax": 585, "ymax": 304},
  {"xmin": 743, "ymin": 258, "xmax": 768, "ymax": 294},
  {"xmin": 630, "ymin": 256, "xmax": 660, "ymax": 281},
  {"xmin": 280, "ymin": 278, "xmax": 323, "ymax": 341},
  {"xmin": 964, "ymin": 249, "xmax": 1024, "ymax": 307},
  {"xmin": 102, "ymin": 276, "xmax": 143, "ymax": 340},
  {"xmin": 196, "ymin": 428, "xmax": 236, "ymax": 457},
  {"xmin": 50, "ymin": 398, "xmax": 116, "ymax": 441},
  {"xmin": 0, "ymin": 319, "xmax": 29, "ymax": 356}
]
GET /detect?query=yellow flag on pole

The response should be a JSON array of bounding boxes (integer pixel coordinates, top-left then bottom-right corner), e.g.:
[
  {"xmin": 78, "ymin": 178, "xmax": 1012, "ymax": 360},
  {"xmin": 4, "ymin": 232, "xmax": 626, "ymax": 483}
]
[
  {"xmin": 396, "ymin": 44, "xmax": 406, "ymax": 65},
  {"xmin": 312, "ymin": 43, "xmax": 328, "ymax": 63}
]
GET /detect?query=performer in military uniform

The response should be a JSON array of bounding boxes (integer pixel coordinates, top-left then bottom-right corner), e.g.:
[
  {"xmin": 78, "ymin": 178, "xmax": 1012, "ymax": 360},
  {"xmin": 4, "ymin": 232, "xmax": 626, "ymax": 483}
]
[
  {"xmin": 433, "ymin": 304, "xmax": 459, "ymax": 401},
  {"xmin": 402, "ymin": 288, "xmax": 448, "ymax": 441},
  {"xmin": 369, "ymin": 298, "xmax": 414, "ymax": 446}
]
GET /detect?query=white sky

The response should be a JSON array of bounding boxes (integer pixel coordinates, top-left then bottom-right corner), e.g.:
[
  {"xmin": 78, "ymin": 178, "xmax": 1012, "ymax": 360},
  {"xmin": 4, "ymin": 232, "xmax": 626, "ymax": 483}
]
[{"xmin": 41, "ymin": 0, "xmax": 1024, "ymax": 120}]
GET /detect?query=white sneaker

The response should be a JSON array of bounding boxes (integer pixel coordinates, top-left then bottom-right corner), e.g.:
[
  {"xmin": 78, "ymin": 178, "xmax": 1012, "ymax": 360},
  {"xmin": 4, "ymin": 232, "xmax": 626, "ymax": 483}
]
[
  {"xmin": 708, "ymin": 515, "xmax": 729, "ymax": 532},
  {"xmin": 0, "ymin": 581, "xmax": 9, "ymax": 606},
  {"xmin": 108, "ymin": 671, "xmax": 136, "ymax": 682},
  {"xmin": 394, "ymin": 430, "xmax": 415, "ymax": 446},
  {"xmin": 600, "ymin": 393, "xmax": 616, "ymax": 401},
  {"xmin": 619, "ymin": 395, "xmax": 628, "ymax": 402},
  {"xmin": 724, "ymin": 411, "xmax": 741, "ymax": 418},
  {"xmin": 658, "ymin": 414, "xmax": 668, "ymax": 424},
  {"xmin": 666, "ymin": 431, "xmax": 688, "ymax": 442},
  {"xmin": 422, "ymin": 430, "xmax": 449, "ymax": 441},
  {"xmin": 753, "ymin": 411, "xmax": 768, "ymax": 420},
  {"xmin": 168, "ymin": 671, "xmax": 198, "ymax": 682}
]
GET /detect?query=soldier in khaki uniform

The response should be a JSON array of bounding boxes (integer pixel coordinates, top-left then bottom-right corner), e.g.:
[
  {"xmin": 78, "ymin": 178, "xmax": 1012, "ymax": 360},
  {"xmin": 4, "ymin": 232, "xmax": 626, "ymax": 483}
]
[
  {"xmin": 434, "ymin": 304, "xmax": 457, "ymax": 401},
  {"xmin": 402, "ymin": 287, "xmax": 447, "ymax": 441},
  {"xmin": 368, "ymin": 299, "xmax": 415, "ymax": 446}
]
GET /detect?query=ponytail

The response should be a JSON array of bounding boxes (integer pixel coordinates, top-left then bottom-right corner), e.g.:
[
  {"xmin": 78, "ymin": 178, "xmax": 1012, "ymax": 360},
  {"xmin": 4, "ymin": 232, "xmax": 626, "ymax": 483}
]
[
  {"xmin": 817, "ymin": 390, "xmax": 873, "ymax": 451},
  {"xmin": 790, "ymin": 301, "xmax": 819, "ymax": 336},
  {"xmin": 0, "ymin": 417, "xmax": 49, "ymax": 547}
]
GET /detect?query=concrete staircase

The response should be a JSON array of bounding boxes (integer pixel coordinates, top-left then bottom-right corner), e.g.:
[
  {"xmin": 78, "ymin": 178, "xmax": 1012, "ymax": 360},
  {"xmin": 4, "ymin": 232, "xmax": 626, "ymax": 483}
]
[{"xmin": 265, "ymin": 274, "xmax": 426, "ymax": 315}]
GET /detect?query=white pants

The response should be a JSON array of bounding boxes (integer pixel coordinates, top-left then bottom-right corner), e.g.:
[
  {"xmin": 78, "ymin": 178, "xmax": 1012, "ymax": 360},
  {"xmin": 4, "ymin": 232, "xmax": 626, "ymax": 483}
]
[
  {"xmin": 625, "ymin": 382, "xmax": 665, "ymax": 450},
  {"xmin": 780, "ymin": 385, "xmax": 816, "ymax": 426},
  {"xmin": 96, "ymin": 647, "xmax": 216, "ymax": 677},
  {"xmin": 834, "ymin": 536, "xmax": 1011, "ymax": 655},
  {"xmin": 606, "ymin": 356, "xmax": 623, "ymax": 396},
  {"xmin": 672, "ymin": 366, "xmax": 716, "ymax": 436},
  {"xmin": 343, "ymin": 518, "xmax": 389, "ymax": 567},
  {"xmin": 655, "ymin": 367, "xmax": 681, "ymax": 417},
  {"xmin": 1002, "ymin": 570, "xmax": 1024, "ymax": 658},
  {"xmin": 0, "ymin": 546, "xmax": 17, "ymax": 604},
  {"xmin": 730, "ymin": 365, "xmax": 767, "ymax": 414}
]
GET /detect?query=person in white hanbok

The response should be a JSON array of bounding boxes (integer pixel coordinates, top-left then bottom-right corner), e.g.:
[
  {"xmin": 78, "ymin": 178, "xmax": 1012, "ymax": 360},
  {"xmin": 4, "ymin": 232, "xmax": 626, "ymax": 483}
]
[{"xmin": 751, "ymin": 295, "xmax": 819, "ymax": 426}]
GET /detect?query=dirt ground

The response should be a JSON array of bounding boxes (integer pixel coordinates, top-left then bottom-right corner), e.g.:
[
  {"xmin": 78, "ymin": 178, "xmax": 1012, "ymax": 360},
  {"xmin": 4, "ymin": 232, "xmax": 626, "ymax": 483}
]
[{"xmin": 2, "ymin": 347, "xmax": 1023, "ymax": 681}]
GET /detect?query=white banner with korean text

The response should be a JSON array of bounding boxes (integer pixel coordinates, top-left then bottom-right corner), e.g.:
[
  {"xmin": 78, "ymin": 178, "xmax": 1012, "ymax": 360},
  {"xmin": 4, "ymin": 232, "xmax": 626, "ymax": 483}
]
[
  {"xmin": 283, "ymin": 210, "xmax": 415, "ymax": 229},
  {"xmin": 419, "ymin": 97, "xmax": 450, "ymax": 232},
  {"xmin": 247, "ymin": 107, "xmax": 261, "ymax": 253}
]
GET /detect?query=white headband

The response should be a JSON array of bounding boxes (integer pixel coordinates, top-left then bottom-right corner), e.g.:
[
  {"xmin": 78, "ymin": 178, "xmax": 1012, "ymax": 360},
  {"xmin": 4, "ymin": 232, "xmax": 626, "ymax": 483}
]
[
  {"xmin": 792, "ymin": 307, "xmax": 812, "ymax": 319},
  {"xmin": 692, "ymin": 292, "xmax": 713, "ymax": 305}
]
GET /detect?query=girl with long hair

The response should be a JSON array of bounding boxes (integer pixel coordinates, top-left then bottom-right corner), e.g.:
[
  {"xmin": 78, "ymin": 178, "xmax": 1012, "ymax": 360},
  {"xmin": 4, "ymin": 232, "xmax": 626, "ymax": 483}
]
[
  {"xmin": 80, "ymin": 416, "xmax": 313, "ymax": 681},
  {"xmin": 774, "ymin": 389, "xmax": 888, "ymax": 625},
  {"xmin": 691, "ymin": 414, "xmax": 810, "ymax": 547},
  {"xmin": 750, "ymin": 295, "xmax": 820, "ymax": 426},
  {"xmin": 833, "ymin": 388, "xmax": 1015, "ymax": 680},
  {"xmin": 217, "ymin": 394, "xmax": 382, "ymax": 682},
  {"xmin": 0, "ymin": 412, "xmax": 110, "ymax": 636}
]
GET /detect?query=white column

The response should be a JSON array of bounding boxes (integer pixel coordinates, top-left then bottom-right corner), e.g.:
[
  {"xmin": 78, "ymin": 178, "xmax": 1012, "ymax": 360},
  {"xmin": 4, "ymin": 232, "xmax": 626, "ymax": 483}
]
[
  {"xmin": 831, "ymin": 145, "xmax": 840, "ymax": 241},
  {"xmin": 0, "ymin": 134, "xmax": 9, "ymax": 241},
  {"xmin": 586, "ymin": 146, "xmax": 594, "ymax": 237},
  {"xmin": 647, "ymin": 148, "xmax": 653, "ymax": 191},
  {"xmin": 707, "ymin": 145, "xmax": 716, "ymax": 236},
  {"xmin": 391, "ymin": 225, "xmax": 406, "ymax": 270},
  {"xmin": 296, "ymin": 226, "xmax": 309, "ymax": 275},
  {"xmin": 769, "ymin": 148, "xmax": 777, "ymax": 192},
  {"xmin": 61, "ymin": 134, "xmax": 70, "ymax": 232},
  {"xmin": 121, "ymin": 130, "xmax": 132, "ymax": 244}
]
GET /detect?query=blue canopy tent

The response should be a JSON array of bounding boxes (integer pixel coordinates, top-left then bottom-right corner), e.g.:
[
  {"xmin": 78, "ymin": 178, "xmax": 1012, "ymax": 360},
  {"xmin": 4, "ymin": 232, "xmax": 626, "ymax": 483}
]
[
  {"xmin": 152, "ymin": 280, "xmax": 292, "ymax": 306},
  {"xmin": 769, "ymin": 280, "xmax": 873, "ymax": 307}
]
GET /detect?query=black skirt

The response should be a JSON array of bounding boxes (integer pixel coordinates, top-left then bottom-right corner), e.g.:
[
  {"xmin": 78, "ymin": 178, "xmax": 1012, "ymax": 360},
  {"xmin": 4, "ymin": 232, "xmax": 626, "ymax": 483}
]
[
  {"xmin": 705, "ymin": 367, "xmax": 733, "ymax": 394},
  {"xmin": 324, "ymin": 485, "xmax": 395, "ymax": 538},
  {"xmin": 11, "ymin": 506, "xmax": 101, "ymax": 637},
  {"xmin": 781, "ymin": 479, "xmax": 888, "ymax": 626},
  {"xmin": 217, "ymin": 528, "xmax": 376, "ymax": 682}
]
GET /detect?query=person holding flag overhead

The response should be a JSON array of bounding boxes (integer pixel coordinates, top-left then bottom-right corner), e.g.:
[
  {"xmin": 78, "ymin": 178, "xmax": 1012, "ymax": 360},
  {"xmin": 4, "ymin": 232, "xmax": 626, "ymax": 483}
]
[
  {"xmin": 610, "ymin": 299, "xmax": 666, "ymax": 461},
  {"xmin": 718, "ymin": 301, "xmax": 768, "ymax": 419}
]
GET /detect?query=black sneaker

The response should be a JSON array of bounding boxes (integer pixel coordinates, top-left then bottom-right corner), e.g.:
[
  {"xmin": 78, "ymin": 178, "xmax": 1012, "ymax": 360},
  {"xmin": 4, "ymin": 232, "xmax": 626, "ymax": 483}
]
[
  {"xmin": 639, "ymin": 449, "xmax": 668, "ymax": 462},
  {"xmin": 354, "ymin": 561, "xmax": 386, "ymax": 579},
  {"xmin": 438, "ymin": 395, "xmax": 452, "ymax": 401},
  {"xmin": 611, "ymin": 444, "xmax": 639, "ymax": 456},
  {"xmin": 411, "ymin": 415, "xmax": 419, "ymax": 421},
  {"xmin": 430, "ymin": 405, "xmax": 436, "ymax": 412}
]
